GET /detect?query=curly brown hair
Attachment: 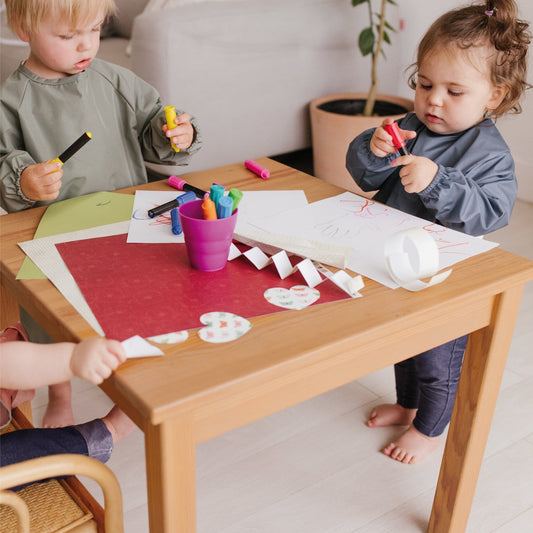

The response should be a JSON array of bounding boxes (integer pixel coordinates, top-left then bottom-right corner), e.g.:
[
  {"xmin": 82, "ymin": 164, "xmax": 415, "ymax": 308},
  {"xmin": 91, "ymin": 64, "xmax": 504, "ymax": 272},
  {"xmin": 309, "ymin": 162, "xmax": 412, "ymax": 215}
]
[{"xmin": 407, "ymin": 0, "xmax": 531, "ymax": 117}]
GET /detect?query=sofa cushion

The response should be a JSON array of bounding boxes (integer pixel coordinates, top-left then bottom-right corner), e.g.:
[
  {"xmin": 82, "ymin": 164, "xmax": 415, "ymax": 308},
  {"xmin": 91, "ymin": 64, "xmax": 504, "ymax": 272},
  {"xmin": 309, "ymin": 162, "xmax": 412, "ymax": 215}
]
[{"xmin": 113, "ymin": 0, "xmax": 149, "ymax": 38}]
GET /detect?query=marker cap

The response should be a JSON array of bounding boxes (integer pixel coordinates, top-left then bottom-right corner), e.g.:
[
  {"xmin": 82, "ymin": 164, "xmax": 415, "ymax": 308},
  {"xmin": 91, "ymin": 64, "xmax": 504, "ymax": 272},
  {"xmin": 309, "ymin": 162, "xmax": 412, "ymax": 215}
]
[
  {"xmin": 217, "ymin": 195, "xmax": 233, "ymax": 219},
  {"xmin": 383, "ymin": 122, "xmax": 406, "ymax": 150},
  {"xmin": 245, "ymin": 159, "xmax": 270, "ymax": 179},
  {"xmin": 171, "ymin": 207, "xmax": 182, "ymax": 234},
  {"xmin": 168, "ymin": 176, "xmax": 185, "ymax": 190}
]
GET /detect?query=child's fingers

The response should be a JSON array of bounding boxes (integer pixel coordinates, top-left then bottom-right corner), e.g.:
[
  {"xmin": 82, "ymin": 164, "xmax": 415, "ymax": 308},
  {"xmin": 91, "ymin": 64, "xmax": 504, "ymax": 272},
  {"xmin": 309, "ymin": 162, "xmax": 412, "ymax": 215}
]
[
  {"xmin": 174, "ymin": 113, "xmax": 190, "ymax": 126},
  {"xmin": 42, "ymin": 160, "xmax": 64, "ymax": 175},
  {"xmin": 390, "ymin": 154, "xmax": 414, "ymax": 167},
  {"xmin": 106, "ymin": 339, "xmax": 127, "ymax": 364}
]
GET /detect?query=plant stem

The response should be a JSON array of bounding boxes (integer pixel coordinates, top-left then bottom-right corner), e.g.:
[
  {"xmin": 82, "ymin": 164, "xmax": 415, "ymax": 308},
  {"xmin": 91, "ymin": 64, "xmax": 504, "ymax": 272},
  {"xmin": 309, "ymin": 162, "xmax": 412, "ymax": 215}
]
[{"xmin": 363, "ymin": 0, "xmax": 388, "ymax": 116}]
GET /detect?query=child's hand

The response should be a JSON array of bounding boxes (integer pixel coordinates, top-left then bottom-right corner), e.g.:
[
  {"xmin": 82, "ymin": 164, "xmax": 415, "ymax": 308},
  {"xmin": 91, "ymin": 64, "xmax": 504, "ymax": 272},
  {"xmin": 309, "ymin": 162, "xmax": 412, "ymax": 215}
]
[
  {"xmin": 20, "ymin": 161, "xmax": 63, "ymax": 201},
  {"xmin": 370, "ymin": 118, "xmax": 416, "ymax": 158},
  {"xmin": 162, "ymin": 112, "xmax": 194, "ymax": 150},
  {"xmin": 70, "ymin": 338, "xmax": 127, "ymax": 385},
  {"xmin": 391, "ymin": 154, "xmax": 439, "ymax": 194}
]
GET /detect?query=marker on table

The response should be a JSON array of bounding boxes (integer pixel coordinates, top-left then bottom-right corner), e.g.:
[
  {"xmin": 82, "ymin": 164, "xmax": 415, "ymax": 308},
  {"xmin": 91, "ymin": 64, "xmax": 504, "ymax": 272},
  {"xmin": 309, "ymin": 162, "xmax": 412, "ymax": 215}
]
[
  {"xmin": 228, "ymin": 188, "xmax": 243, "ymax": 213},
  {"xmin": 245, "ymin": 159, "xmax": 270, "ymax": 179},
  {"xmin": 383, "ymin": 122, "xmax": 410, "ymax": 156},
  {"xmin": 217, "ymin": 195, "xmax": 233, "ymax": 219},
  {"xmin": 148, "ymin": 190, "xmax": 196, "ymax": 218},
  {"xmin": 168, "ymin": 176, "xmax": 208, "ymax": 199},
  {"xmin": 164, "ymin": 105, "xmax": 180, "ymax": 152},
  {"xmin": 51, "ymin": 131, "xmax": 92, "ymax": 167},
  {"xmin": 170, "ymin": 207, "xmax": 182, "ymax": 234}
]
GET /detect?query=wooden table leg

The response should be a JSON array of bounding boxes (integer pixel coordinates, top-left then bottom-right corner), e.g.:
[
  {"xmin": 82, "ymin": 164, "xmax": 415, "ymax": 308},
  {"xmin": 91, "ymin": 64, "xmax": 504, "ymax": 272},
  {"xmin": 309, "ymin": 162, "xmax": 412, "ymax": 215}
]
[
  {"xmin": 144, "ymin": 414, "xmax": 196, "ymax": 533},
  {"xmin": 428, "ymin": 285, "xmax": 525, "ymax": 532},
  {"xmin": 0, "ymin": 279, "xmax": 20, "ymax": 331}
]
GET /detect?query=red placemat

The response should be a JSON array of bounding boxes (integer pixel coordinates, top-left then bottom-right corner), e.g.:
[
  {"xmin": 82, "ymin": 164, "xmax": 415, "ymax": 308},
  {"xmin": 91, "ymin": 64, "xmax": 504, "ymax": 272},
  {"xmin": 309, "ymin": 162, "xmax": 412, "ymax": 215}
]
[{"xmin": 56, "ymin": 234, "xmax": 351, "ymax": 340}]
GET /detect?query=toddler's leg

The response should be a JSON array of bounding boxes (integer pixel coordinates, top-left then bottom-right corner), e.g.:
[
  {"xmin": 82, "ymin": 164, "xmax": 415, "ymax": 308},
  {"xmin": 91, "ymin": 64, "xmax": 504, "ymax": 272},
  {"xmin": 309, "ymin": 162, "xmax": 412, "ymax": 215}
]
[
  {"xmin": 367, "ymin": 357, "xmax": 419, "ymax": 428},
  {"xmin": 43, "ymin": 381, "xmax": 74, "ymax": 428},
  {"xmin": 382, "ymin": 335, "xmax": 468, "ymax": 464},
  {"xmin": 101, "ymin": 405, "xmax": 136, "ymax": 443},
  {"xmin": 76, "ymin": 406, "xmax": 135, "ymax": 463}
]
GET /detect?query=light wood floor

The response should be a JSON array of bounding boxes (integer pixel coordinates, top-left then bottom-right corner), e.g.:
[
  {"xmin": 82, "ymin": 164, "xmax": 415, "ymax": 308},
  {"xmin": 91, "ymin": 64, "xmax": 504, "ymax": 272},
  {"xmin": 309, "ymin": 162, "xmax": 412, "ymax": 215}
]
[{"xmin": 31, "ymin": 199, "xmax": 533, "ymax": 533}]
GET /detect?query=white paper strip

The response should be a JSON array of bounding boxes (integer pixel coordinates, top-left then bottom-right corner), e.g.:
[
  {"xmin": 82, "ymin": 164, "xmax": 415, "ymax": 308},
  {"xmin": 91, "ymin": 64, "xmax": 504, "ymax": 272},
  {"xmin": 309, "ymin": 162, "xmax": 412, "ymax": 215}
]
[{"xmin": 384, "ymin": 228, "xmax": 452, "ymax": 291}]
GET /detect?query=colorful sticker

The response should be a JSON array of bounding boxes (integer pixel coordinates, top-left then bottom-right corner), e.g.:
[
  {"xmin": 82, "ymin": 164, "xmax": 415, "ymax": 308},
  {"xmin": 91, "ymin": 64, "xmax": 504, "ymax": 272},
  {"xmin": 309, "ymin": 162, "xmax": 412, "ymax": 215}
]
[
  {"xmin": 198, "ymin": 312, "xmax": 252, "ymax": 343},
  {"xmin": 264, "ymin": 285, "xmax": 320, "ymax": 310}
]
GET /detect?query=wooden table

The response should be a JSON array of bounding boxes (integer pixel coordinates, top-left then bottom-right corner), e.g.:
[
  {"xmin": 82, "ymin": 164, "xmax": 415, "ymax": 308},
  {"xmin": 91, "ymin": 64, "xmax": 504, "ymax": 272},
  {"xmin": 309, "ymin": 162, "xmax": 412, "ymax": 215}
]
[{"xmin": 2, "ymin": 159, "xmax": 533, "ymax": 532}]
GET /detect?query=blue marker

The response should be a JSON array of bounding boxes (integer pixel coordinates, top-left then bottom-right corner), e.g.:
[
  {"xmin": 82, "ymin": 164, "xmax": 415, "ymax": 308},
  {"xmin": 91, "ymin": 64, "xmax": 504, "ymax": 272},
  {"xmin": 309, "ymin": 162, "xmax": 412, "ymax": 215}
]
[
  {"xmin": 148, "ymin": 191, "xmax": 196, "ymax": 218},
  {"xmin": 177, "ymin": 190, "xmax": 196, "ymax": 206},
  {"xmin": 171, "ymin": 207, "xmax": 182, "ymax": 234},
  {"xmin": 217, "ymin": 195, "xmax": 233, "ymax": 219},
  {"xmin": 209, "ymin": 184, "xmax": 225, "ymax": 209}
]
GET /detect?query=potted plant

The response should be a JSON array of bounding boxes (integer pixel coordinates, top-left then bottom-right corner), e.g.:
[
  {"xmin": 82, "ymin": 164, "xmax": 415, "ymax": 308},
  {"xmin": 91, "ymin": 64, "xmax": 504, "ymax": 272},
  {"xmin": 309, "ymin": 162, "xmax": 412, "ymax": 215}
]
[{"xmin": 310, "ymin": 0, "xmax": 413, "ymax": 196}]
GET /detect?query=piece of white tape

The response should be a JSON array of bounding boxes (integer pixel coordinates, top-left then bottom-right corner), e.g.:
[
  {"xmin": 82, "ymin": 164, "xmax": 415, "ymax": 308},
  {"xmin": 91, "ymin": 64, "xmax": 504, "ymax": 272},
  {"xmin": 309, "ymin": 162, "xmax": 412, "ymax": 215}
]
[{"xmin": 384, "ymin": 228, "xmax": 452, "ymax": 291}]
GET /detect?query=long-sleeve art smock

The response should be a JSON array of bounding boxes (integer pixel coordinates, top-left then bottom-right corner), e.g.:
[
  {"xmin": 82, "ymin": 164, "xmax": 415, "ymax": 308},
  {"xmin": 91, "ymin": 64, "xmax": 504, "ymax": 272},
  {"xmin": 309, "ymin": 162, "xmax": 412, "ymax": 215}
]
[
  {"xmin": 0, "ymin": 58, "xmax": 202, "ymax": 213},
  {"xmin": 346, "ymin": 112, "xmax": 517, "ymax": 237}
]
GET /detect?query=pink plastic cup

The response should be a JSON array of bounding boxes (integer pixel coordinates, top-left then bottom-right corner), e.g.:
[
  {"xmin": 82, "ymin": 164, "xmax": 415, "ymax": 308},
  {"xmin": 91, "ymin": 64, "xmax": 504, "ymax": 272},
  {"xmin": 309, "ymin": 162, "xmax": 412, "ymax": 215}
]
[{"xmin": 178, "ymin": 199, "xmax": 238, "ymax": 271}]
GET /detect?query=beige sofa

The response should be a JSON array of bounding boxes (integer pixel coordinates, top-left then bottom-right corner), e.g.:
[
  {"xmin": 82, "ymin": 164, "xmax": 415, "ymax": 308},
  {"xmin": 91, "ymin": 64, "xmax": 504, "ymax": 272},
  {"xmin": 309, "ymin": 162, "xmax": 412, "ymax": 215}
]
[{"xmin": 1, "ymin": 0, "xmax": 384, "ymax": 174}]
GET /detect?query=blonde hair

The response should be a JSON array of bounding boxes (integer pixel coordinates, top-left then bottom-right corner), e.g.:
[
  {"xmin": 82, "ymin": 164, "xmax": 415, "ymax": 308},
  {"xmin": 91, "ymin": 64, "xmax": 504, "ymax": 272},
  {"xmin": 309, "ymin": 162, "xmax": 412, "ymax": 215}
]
[
  {"xmin": 407, "ymin": 0, "xmax": 531, "ymax": 117},
  {"xmin": 5, "ymin": 0, "xmax": 116, "ymax": 36}
]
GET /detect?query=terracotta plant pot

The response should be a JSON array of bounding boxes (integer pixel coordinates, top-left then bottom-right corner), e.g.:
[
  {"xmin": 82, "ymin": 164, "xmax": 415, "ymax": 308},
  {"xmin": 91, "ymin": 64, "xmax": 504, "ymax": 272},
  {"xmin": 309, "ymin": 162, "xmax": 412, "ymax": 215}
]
[{"xmin": 310, "ymin": 93, "xmax": 414, "ymax": 197}]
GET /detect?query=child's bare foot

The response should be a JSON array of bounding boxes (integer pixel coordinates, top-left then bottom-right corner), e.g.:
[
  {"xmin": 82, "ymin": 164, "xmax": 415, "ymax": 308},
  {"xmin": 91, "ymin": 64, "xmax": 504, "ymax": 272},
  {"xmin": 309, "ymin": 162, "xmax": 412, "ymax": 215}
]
[
  {"xmin": 367, "ymin": 403, "xmax": 417, "ymax": 428},
  {"xmin": 102, "ymin": 406, "xmax": 136, "ymax": 443},
  {"xmin": 382, "ymin": 425, "xmax": 441, "ymax": 464},
  {"xmin": 43, "ymin": 382, "xmax": 74, "ymax": 428}
]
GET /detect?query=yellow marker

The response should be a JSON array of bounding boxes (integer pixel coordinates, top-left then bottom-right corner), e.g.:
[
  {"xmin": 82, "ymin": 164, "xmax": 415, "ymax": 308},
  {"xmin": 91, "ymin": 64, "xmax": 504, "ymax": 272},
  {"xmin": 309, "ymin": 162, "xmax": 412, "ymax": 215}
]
[
  {"xmin": 164, "ymin": 105, "xmax": 180, "ymax": 152},
  {"xmin": 51, "ymin": 131, "xmax": 92, "ymax": 168}
]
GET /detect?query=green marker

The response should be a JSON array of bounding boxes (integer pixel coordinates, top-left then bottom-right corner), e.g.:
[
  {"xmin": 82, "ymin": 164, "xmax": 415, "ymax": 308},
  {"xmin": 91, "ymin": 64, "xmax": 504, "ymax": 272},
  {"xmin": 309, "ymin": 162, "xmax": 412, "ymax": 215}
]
[{"xmin": 228, "ymin": 188, "xmax": 243, "ymax": 213}]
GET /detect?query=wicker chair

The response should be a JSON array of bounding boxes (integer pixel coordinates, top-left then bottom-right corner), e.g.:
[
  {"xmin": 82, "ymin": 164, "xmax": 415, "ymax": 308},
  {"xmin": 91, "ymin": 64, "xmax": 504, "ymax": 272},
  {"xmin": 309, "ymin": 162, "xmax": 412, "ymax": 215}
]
[{"xmin": 0, "ymin": 408, "xmax": 124, "ymax": 533}]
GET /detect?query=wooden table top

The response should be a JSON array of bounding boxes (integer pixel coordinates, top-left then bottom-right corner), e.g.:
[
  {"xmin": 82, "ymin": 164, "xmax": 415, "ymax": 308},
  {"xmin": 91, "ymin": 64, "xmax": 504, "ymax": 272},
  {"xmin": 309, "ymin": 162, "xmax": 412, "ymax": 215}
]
[{"xmin": 2, "ymin": 158, "xmax": 533, "ymax": 434}]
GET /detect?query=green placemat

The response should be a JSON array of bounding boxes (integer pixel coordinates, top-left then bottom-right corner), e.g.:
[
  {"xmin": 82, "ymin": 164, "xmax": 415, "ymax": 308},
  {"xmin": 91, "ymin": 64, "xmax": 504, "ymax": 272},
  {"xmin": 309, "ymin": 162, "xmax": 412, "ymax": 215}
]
[{"xmin": 17, "ymin": 191, "xmax": 135, "ymax": 279}]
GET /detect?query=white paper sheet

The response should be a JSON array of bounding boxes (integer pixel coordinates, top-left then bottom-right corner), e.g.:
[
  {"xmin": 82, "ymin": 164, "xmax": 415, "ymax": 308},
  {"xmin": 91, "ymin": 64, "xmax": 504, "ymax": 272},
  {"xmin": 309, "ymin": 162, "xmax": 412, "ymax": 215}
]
[
  {"xmin": 127, "ymin": 189, "xmax": 309, "ymax": 243},
  {"xmin": 122, "ymin": 335, "xmax": 164, "ymax": 357},
  {"xmin": 253, "ymin": 192, "xmax": 499, "ymax": 289},
  {"xmin": 18, "ymin": 222, "xmax": 130, "ymax": 336}
]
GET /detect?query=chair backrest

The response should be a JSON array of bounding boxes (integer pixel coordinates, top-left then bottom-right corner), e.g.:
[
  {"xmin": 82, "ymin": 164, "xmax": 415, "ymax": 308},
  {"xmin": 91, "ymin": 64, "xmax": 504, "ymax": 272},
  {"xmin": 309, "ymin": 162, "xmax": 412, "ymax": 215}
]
[{"xmin": 0, "ymin": 454, "xmax": 124, "ymax": 533}]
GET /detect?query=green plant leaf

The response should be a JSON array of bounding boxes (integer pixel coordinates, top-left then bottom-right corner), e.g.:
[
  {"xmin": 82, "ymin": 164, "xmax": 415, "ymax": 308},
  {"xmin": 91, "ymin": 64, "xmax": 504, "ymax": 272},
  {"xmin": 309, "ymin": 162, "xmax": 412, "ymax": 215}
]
[
  {"xmin": 385, "ymin": 21, "xmax": 396, "ymax": 32},
  {"xmin": 383, "ymin": 31, "xmax": 391, "ymax": 45},
  {"xmin": 386, "ymin": 0, "xmax": 397, "ymax": 5},
  {"xmin": 351, "ymin": 0, "xmax": 368, "ymax": 7},
  {"xmin": 358, "ymin": 27, "xmax": 375, "ymax": 56}
]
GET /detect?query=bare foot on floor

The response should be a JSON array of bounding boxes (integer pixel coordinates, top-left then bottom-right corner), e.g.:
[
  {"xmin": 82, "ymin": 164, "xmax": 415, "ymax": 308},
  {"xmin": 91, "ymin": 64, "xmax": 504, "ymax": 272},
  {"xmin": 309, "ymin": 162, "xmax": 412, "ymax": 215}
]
[
  {"xmin": 382, "ymin": 425, "xmax": 441, "ymax": 464},
  {"xmin": 102, "ymin": 406, "xmax": 136, "ymax": 443},
  {"xmin": 43, "ymin": 398, "xmax": 75, "ymax": 428},
  {"xmin": 367, "ymin": 403, "xmax": 417, "ymax": 428}
]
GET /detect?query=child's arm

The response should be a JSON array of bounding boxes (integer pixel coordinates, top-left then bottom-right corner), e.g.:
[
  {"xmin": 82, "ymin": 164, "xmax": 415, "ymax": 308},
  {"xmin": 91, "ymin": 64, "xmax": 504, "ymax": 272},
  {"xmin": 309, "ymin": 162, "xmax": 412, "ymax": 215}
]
[
  {"xmin": 413, "ymin": 151, "xmax": 517, "ymax": 236},
  {"xmin": 0, "ymin": 338, "xmax": 126, "ymax": 390}
]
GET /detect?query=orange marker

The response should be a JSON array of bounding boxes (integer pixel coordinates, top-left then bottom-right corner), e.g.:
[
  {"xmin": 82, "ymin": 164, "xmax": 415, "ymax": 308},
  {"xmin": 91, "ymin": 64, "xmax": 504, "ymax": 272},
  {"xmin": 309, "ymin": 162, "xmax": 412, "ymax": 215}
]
[{"xmin": 202, "ymin": 196, "xmax": 217, "ymax": 220}]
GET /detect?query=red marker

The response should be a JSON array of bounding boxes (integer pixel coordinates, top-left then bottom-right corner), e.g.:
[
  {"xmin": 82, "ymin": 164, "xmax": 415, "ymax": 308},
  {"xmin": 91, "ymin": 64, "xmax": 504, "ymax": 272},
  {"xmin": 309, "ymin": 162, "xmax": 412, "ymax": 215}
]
[{"xmin": 384, "ymin": 122, "xmax": 410, "ymax": 156}]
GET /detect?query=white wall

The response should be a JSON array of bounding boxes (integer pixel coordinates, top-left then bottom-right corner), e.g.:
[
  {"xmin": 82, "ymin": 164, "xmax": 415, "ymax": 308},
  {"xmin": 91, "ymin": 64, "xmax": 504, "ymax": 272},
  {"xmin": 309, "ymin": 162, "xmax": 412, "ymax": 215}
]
[{"xmin": 378, "ymin": 0, "xmax": 533, "ymax": 203}]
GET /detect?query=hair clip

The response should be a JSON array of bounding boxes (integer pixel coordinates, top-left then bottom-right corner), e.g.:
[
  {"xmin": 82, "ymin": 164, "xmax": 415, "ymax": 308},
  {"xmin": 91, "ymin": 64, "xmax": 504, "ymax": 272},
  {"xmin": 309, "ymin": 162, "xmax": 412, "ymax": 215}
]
[{"xmin": 485, "ymin": 10, "xmax": 494, "ymax": 16}]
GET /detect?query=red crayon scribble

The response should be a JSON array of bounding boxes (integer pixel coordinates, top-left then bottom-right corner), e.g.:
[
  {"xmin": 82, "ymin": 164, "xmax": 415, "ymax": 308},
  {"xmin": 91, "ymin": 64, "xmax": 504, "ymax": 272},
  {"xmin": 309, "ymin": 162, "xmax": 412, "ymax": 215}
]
[{"xmin": 423, "ymin": 224, "xmax": 469, "ymax": 254}]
